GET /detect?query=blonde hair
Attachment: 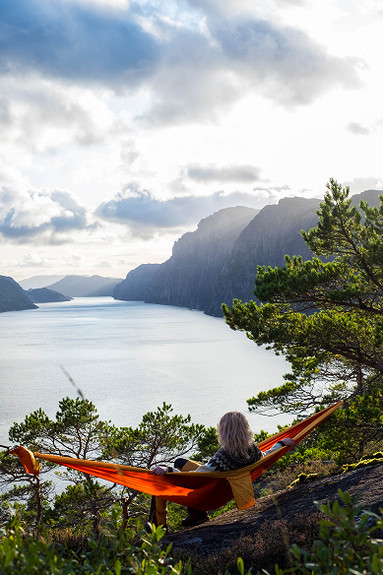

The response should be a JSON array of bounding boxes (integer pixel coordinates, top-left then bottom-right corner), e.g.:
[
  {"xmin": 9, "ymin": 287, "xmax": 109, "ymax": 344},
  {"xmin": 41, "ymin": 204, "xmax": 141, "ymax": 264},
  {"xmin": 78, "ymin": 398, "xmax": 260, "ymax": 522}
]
[{"xmin": 217, "ymin": 411, "xmax": 254, "ymax": 458}]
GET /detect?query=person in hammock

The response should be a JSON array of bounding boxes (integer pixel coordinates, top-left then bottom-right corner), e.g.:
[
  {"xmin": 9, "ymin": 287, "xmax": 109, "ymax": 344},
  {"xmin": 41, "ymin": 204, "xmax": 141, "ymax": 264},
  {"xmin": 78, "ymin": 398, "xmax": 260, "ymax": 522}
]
[{"xmin": 150, "ymin": 411, "xmax": 294, "ymax": 528}]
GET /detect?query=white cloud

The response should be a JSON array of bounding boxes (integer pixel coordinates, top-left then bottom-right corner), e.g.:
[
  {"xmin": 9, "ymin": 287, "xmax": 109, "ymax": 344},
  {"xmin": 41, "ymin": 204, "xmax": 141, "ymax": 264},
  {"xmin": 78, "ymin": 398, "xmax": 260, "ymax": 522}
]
[
  {"xmin": 0, "ymin": 0, "xmax": 382, "ymax": 280},
  {"xmin": 347, "ymin": 122, "xmax": 370, "ymax": 136},
  {"xmin": 0, "ymin": 75, "xmax": 117, "ymax": 154},
  {"xmin": 0, "ymin": 187, "xmax": 92, "ymax": 242},
  {"xmin": 343, "ymin": 177, "xmax": 383, "ymax": 195},
  {"xmin": 0, "ymin": 0, "xmax": 361, "ymax": 122},
  {"xmin": 96, "ymin": 183, "xmax": 292, "ymax": 236},
  {"xmin": 186, "ymin": 164, "xmax": 262, "ymax": 183}
]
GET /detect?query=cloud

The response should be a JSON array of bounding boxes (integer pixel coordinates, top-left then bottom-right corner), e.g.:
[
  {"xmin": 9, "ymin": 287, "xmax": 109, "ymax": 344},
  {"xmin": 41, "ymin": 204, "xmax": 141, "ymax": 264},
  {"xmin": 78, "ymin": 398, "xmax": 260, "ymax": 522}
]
[
  {"xmin": 120, "ymin": 139, "xmax": 140, "ymax": 166},
  {"xmin": 0, "ymin": 187, "xmax": 93, "ymax": 242},
  {"xmin": 0, "ymin": 0, "xmax": 361, "ymax": 125},
  {"xmin": 347, "ymin": 122, "xmax": 370, "ymax": 135},
  {"xmin": 208, "ymin": 17, "xmax": 360, "ymax": 106},
  {"xmin": 186, "ymin": 164, "xmax": 261, "ymax": 183},
  {"xmin": 347, "ymin": 118, "xmax": 383, "ymax": 137},
  {"xmin": 0, "ymin": 0, "xmax": 160, "ymax": 87},
  {"xmin": 144, "ymin": 5, "xmax": 362, "ymax": 123},
  {"xmin": 343, "ymin": 177, "xmax": 383, "ymax": 195},
  {"xmin": 0, "ymin": 74, "xmax": 118, "ymax": 157},
  {"xmin": 96, "ymin": 183, "xmax": 286, "ymax": 236}
]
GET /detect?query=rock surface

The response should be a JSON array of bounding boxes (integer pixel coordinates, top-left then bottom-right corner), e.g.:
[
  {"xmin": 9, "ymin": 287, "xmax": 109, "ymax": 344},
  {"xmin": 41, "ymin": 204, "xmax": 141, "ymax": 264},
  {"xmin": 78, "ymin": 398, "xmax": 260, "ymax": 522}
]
[
  {"xmin": 163, "ymin": 462, "xmax": 383, "ymax": 556},
  {"xmin": 144, "ymin": 206, "xmax": 258, "ymax": 313}
]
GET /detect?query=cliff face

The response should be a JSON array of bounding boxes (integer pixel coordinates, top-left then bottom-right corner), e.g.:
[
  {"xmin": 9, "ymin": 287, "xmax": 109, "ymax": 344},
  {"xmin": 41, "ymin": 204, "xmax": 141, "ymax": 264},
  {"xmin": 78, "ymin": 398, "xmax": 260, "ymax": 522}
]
[
  {"xmin": 113, "ymin": 190, "xmax": 382, "ymax": 317},
  {"xmin": 206, "ymin": 197, "xmax": 320, "ymax": 314},
  {"xmin": 144, "ymin": 207, "xmax": 258, "ymax": 310},
  {"xmin": 0, "ymin": 275, "xmax": 38, "ymax": 313}
]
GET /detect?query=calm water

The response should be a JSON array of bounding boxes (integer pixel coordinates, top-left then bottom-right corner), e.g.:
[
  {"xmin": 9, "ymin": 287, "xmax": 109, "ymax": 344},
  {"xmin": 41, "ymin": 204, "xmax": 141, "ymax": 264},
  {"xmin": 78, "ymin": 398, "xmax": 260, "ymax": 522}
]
[{"xmin": 0, "ymin": 298, "xmax": 291, "ymax": 443}]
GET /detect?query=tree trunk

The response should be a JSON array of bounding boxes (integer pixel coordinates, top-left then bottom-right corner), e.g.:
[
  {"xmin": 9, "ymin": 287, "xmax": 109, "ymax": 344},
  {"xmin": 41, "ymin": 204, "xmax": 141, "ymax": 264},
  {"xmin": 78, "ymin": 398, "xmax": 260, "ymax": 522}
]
[{"xmin": 34, "ymin": 476, "xmax": 42, "ymax": 525}]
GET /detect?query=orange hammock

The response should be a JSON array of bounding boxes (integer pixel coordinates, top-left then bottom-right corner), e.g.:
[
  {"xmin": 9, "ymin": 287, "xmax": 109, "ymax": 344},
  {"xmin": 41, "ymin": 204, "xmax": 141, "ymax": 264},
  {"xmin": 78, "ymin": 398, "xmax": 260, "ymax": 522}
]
[{"xmin": 11, "ymin": 402, "xmax": 342, "ymax": 512}]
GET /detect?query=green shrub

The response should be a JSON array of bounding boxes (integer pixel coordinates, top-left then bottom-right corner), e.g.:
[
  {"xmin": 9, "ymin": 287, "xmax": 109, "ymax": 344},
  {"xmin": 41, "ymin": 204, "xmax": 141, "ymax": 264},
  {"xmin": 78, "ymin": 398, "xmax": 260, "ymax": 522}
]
[
  {"xmin": 272, "ymin": 490, "xmax": 383, "ymax": 575},
  {"xmin": 0, "ymin": 508, "xmax": 191, "ymax": 574}
]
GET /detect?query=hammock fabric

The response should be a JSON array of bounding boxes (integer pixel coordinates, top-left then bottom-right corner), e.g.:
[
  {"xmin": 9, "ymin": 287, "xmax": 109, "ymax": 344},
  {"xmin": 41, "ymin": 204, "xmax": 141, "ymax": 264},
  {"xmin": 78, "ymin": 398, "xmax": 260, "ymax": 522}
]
[{"xmin": 11, "ymin": 401, "xmax": 342, "ymax": 512}]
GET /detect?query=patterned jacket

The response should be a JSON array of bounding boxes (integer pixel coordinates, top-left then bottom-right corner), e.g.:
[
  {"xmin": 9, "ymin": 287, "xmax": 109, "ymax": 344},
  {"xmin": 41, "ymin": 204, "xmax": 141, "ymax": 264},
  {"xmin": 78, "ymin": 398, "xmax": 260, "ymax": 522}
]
[{"xmin": 194, "ymin": 441, "xmax": 285, "ymax": 472}]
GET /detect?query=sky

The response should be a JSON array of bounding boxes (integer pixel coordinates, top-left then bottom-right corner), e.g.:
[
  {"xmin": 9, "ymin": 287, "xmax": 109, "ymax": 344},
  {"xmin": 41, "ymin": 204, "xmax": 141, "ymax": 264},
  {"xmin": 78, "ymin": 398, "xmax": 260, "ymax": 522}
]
[{"xmin": 1, "ymin": 0, "xmax": 383, "ymax": 282}]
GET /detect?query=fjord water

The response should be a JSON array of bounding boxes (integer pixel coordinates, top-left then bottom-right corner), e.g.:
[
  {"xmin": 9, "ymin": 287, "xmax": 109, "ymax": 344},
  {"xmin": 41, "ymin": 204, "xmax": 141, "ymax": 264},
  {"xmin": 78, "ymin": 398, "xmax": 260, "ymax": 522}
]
[{"xmin": 0, "ymin": 297, "xmax": 291, "ymax": 442}]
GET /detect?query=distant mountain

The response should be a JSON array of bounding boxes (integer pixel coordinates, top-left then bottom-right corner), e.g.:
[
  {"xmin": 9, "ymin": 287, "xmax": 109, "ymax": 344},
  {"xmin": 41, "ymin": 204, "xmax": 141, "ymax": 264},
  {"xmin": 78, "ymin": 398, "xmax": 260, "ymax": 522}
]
[
  {"xmin": 113, "ymin": 190, "xmax": 383, "ymax": 317},
  {"xmin": 26, "ymin": 288, "xmax": 72, "ymax": 303},
  {"xmin": 19, "ymin": 275, "xmax": 65, "ymax": 290},
  {"xmin": 47, "ymin": 275, "xmax": 124, "ymax": 297},
  {"xmin": 0, "ymin": 275, "xmax": 38, "ymax": 313},
  {"xmin": 114, "ymin": 264, "xmax": 161, "ymax": 301}
]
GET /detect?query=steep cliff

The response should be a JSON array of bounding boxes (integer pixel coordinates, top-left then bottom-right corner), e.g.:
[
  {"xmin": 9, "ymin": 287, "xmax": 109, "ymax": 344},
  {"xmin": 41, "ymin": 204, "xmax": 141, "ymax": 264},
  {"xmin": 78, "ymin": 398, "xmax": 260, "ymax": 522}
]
[
  {"xmin": 206, "ymin": 197, "xmax": 321, "ymax": 314},
  {"xmin": 144, "ymin": 207, "xmax": 258, "ymax": 310},
  {"xmin": 114, "ymin": 190, "xmax": 382, "ymax": 317},
  {"xmin": 0, "ymin": 275, "xmax": 38, "ymax": 313}
]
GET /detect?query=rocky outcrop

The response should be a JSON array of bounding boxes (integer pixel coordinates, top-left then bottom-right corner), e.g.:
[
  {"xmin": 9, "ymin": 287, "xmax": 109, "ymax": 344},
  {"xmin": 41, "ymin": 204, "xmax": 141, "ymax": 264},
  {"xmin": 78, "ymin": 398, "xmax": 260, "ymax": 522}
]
[
  {"xmin": 165, "ymin": 462, "xmax": 383, "ymax": 569},
  {"xmin": 115, "ymin": 199, "xmax": 318, "ymax": 316},
  {"xmin": 0, "ymin": 275, "xmax": 38, "ymax": 313}
]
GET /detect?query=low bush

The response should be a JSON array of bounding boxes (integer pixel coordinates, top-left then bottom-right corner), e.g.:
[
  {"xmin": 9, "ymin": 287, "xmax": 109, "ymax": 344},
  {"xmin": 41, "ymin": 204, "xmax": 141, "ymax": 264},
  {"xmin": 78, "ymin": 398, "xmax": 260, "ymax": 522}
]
[
  {"xmin": 273, "ymin": 490, "xmax": 383, "ymax": 575},
  {"xmin": 0, "ymin": 509, "xmax": 190, "ymax": 575},
  {"xmin": 1, "ymin": 490, "xmax": 381, "ymax": 575}
]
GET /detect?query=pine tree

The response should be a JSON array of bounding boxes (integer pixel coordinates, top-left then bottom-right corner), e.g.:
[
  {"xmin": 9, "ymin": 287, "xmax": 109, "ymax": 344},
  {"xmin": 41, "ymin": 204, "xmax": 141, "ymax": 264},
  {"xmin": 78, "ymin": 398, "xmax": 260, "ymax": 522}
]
[{"xmin": 223, "ymin": 179, "xmax": 383, "ymax": 418}]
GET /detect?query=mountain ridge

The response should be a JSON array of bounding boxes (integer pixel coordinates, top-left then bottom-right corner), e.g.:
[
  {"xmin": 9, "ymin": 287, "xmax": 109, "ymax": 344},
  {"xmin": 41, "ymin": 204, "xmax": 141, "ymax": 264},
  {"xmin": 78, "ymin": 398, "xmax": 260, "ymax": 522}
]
[
  {"xmin": 47, "ymin": 274, "xmax": 124, "ymax": 297},
  {"xmin": 113, "ymin": 190, "xmax": 382, "ymax": 316}
]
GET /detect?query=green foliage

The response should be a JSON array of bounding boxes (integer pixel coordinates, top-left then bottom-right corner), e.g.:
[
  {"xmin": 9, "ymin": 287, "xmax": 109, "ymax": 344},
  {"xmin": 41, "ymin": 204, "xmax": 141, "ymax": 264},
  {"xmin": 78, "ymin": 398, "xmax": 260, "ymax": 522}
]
[
  {"xmin": 49, "ymin": 482, "xmax": 115, "ymax": 530},
  {"xmin": 313, "ymin": 393, "xmax": 383, "ymax": 464},
  {"xmin": 9, "ymin": 397, "xmax": 108, "ymax": 459},
  {"xmin": 223, "ymin": 179, "xmax": 383, "ymax": 427},
  {"xmin": 0, "ymin": 515, "xmax": 65, "ymax": 574},
  {"xmin": 0, "ymin": 449, "xmax": 53, "ymax": 525},
  {"xmin": 7, "ymin": 397, "xmax": 116, "ymax": 534},
  {"xmin": 0, "ymin": 509, "xmax": 191, "ymax": 574},
  {"xmin": 105, "ymin": 403, "xmax": 205, "ymax": 469},
  {"xmin": 192, "ymin": 425, "xmax": 220, "ymax": 461},
  {"xmin": 273, "ymin": 490, "xmax": 383, "ymax": 575},
  {"xmin": 5, "ymin": 398, "xmax": 214, "ymax": 533}
]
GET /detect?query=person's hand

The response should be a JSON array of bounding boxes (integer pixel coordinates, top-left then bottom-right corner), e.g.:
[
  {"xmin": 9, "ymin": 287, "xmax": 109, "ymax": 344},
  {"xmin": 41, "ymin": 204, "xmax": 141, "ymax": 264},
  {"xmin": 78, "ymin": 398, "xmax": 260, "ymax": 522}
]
[
  {"xmin": 152, "ymin": 466, "xmax": 167, "ymax": 475},
  {"xmin": 281, "ymin": 438, "xmax": 295, "ymax": 446}
]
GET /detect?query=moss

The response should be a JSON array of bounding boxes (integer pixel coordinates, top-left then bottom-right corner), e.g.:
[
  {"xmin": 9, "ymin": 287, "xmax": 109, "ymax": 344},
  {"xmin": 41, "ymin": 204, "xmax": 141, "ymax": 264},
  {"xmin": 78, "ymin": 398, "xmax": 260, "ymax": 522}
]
[
  {"xmin": 360, "ymin": 451, "xmax": 383, "ymax": 461},
  {"xmin": 342, "ymin": 456, "xmax": 383, "ymax": 474},
  {"xmin": 287, "ymin": 473, "xmax": 320, "ymax": 488}
]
